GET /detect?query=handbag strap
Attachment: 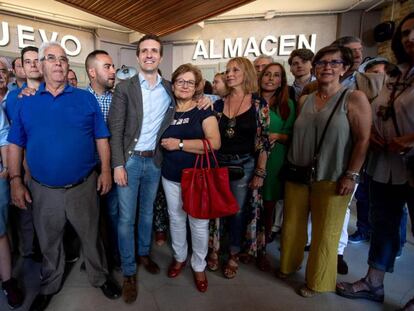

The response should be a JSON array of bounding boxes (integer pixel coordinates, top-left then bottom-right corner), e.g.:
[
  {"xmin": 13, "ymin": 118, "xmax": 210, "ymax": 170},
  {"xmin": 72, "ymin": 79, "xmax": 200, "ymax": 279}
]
[
  {"xmin": 314, "ymin": 89, "xmax": 348, "ymax": 159},
  {"xmin": 388, "ymin": 74, "xmax": 410, "ymax": 137},
  {"xmin": 201, "ymin": 140, "xmax": 211, "ymax": 169},
  {"xmin": 203, "ymin": 139, "xmax": 220, "ymax": 168},
  {"xmin": 192, "ymin": 139, "xmax": 219, "ymax": 170}
]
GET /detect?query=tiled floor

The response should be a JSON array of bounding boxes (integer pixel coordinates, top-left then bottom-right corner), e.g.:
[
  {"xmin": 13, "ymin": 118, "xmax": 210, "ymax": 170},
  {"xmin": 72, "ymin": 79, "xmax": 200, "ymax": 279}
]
[{"xmin": 2, "ymin": 205, "xmax": 414, "ymax": 311}]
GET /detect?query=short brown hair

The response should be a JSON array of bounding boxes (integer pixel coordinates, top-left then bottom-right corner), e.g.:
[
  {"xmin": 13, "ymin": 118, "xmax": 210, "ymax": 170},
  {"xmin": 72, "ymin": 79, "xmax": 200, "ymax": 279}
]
[
  {"xmin": 226, "ymin": 57, "xmax": 258, "ymax": 94},
  {"xmin": 288, "ymin": 48, "xmax": 314, "ymax": 65},
  {"xmin": 136, "ymin": 34, "xmax": 163, "ymax": 56},
  {"xmin": 312, "ymin": 45, "xmax": 354, "ymax": 68},
  {"xmin": 171, "ymin": 63, "xmax": 203, "ymax": 99}
]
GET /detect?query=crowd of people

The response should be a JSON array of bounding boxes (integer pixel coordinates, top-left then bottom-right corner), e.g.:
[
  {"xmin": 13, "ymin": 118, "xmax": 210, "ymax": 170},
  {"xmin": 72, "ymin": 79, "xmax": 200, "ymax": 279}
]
[{"xmin": 0, "ymin": 11, "xmax": 413, "ymax": 311}]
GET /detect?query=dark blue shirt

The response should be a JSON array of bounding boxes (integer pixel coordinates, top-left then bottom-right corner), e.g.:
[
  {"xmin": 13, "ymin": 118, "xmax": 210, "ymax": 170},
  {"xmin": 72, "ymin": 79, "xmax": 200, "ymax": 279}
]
[
  {"xmin": 161, "ymin": 107, "xmax": 214, "ymax": 182},
  {"xmin": 5, "ymin": 83, "xmax": 26, "ymax": 123},
  {"xmin": 8, "ymin": 83, "xmax": 109, "ymax": 187}
]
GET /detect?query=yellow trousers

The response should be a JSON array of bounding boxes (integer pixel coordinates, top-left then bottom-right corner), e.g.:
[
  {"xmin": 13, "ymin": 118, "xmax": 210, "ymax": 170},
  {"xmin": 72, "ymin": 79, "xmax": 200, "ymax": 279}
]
[{"xmin": 280, "ymin": 181, "xmax": 350, "ymax": 292}]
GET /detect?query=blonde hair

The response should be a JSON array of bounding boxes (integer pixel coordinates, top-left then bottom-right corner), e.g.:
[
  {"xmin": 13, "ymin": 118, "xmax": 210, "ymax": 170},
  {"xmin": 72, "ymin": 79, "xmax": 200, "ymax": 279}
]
[{"xmin": 226, "ymin": 57, "xmax": 258, "ymax": 94}]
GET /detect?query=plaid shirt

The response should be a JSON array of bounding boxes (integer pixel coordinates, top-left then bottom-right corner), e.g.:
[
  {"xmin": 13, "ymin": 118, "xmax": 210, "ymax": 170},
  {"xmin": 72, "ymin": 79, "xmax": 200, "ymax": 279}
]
[{"xmin": 87, "ymin": 85, "xmax": 112, "ymax": 123}]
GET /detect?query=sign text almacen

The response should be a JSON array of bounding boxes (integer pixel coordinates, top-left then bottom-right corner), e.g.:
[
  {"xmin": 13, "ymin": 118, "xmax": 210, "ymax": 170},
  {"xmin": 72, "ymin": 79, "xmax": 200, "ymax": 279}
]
[{"xmin": 193, "ymin": 34, "xmax": 316, "ymax": 60}]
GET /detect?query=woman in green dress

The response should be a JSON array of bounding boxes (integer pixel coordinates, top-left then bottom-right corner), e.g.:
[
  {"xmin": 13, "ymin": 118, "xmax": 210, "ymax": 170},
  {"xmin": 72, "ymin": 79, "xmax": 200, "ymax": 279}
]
[{"xmin": 259, "ymin": 62, "xmax": 296, "ymax": 259}]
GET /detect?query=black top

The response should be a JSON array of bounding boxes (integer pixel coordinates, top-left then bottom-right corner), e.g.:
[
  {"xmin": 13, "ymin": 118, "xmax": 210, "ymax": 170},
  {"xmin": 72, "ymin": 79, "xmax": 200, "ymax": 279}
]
[
  {"xmin": 218, "ymin": 105, "xmax": 256, "ymax": 155},
  {"xmin": 161, "ymin": 107, "xmax": 214, "ymax": 182}
]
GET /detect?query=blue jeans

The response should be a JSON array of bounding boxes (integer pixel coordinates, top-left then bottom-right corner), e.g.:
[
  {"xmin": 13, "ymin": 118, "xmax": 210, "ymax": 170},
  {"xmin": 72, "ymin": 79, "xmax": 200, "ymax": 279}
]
[
  {"xmin": 368, "ymin": 180, "xmax": 414, "ymax": 272},
  {"xmin": 117, "ymin": 155, "xmax": 161, "ymax": 276},
  {"xmin": 355, "ymin": 174, "xmax": 370, "ymax": 234},
  {"xmin": 397, "ymin": 206, "xmax": 408, "ymax": 256},
  {"xmin": 0, "ymin": 177, "xmax": 10, "ymax": 236},
  {"xmin": 104, "ymin": 184, "xmax": 119, "ymax": 259},
  {"xmin": 218, "ymin": 154, "xmax": 255, "ymax": 254}
]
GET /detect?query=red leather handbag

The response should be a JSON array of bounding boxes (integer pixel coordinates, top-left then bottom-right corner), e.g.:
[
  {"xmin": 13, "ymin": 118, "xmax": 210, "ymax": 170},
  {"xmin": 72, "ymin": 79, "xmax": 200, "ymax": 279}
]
[{"xmin": 181, "ymin": 139, "xmax": 239, "ymax": 219}]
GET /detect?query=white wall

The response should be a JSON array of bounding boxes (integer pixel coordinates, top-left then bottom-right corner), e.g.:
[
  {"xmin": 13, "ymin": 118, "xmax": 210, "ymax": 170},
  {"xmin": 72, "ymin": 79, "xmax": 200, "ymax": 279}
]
[{"xmin": 161, "ymin": 15, "xmax": 337, "ymax": 82}]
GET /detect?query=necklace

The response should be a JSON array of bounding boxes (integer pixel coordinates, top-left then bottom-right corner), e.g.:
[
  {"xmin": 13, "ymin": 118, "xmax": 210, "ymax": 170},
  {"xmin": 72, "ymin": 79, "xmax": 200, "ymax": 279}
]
[
  {"xmin": 225, "ymin": 94, "xmax": 246, "ymax": 138},
  {"xmin": 175, "ymin": 102, "xmax": 196, "ymax": 121},
  {"xmin": 317, "ymin": 92, "xmax": 329, "ymax": 100}
]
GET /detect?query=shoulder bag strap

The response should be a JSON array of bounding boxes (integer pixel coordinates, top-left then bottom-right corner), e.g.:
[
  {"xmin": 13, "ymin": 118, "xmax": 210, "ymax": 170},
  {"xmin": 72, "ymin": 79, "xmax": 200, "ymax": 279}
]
[
  {"xmin": 388, "ymin": 74, "xmax": 410, "ymax": 137},
  {"xmin": 314, "ymin": 89, "xmax": 348, "ymax": 158}
]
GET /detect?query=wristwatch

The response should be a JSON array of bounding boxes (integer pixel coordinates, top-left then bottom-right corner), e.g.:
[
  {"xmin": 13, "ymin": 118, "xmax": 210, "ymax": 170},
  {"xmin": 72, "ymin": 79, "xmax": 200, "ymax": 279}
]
[
  {"xmin": 178, "ymin": 139, "xmax": 184, "ymax": 151},
  {"xmin": 343, "ymin": 171, "xmax": 360, "ymax": 182}
]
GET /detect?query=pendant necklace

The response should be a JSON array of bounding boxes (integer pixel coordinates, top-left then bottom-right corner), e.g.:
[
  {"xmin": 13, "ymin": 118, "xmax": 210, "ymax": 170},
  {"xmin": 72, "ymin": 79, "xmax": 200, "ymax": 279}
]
[
  {"xmin": 225, "ymin": 94, "xmax": 246, "ymax": 138},
  {"xmin": 176, "ymin": 102, "xmax": 195, "ymax": 120}
]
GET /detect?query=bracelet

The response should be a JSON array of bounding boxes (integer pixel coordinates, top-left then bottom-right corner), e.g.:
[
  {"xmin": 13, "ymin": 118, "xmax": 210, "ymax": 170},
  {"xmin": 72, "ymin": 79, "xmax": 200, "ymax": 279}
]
[
  {"xmin": 254, "ymin": 168, "xmax": 267, "ymax": 178},
  {"xmin": 254, "ymin": 174, "xmax": 265, "ymax": 179},
  {"xmin": 9, "ymin": 175, "xmax": 22, "ymax": 182}
]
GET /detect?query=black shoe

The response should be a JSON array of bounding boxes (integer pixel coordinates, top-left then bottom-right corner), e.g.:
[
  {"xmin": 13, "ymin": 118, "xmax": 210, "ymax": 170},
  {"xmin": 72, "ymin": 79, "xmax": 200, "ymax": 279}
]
[
  {"xmin": 349, "ymin": 231, "xmax": 370, "ymax": 244},
  {"xmin": 337, "ymin": 255, "xmax": 348, "ymax": 275},
  {"xmin": 100, "ymin": 278, "xmax": 121, "ymax": 300},
  {"xmin": 65, "ymin": 254, "xmax": 80, "ymax": 264},
  {"xmin": 29, "ymin": 294, "xmax": 53, "ymax": 311},
  {"xmin": 2, "ymin": 278, "xmax": 24, "ymax": 309}
]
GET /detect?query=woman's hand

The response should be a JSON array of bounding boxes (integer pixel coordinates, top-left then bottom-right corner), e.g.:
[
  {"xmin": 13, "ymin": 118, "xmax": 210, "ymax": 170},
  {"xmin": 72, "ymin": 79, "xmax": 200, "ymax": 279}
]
[
  {"xmin": 336, "ymin": 177, "xmax": 356, "ymax": 196},
  {"xmin": 269, "ymin": 133, "xmax": 280, "ymax": 145},
  {"xmin": 161, "ymin": 138, "xmax": 180, "ymax": 151},
  {"xmin": 249, "ymin": 176, "xmax": 264, "ymax": 189},
  {"xmin": 388, "ymin": 134, "xmax": 414, "ymax": 154}
]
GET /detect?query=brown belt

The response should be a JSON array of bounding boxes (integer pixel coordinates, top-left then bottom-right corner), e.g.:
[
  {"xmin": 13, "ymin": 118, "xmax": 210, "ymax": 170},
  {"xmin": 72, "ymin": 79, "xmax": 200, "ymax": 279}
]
[{"xmin": 133, "ymin": 150, "xmax": 155, "ymax": 157}]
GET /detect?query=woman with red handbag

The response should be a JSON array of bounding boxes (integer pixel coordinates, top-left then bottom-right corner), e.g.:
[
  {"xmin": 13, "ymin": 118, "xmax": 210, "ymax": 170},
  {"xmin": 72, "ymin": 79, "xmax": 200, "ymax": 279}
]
[
  {"xmin": 160, "ymin": 64, "xmax": 220, "ymax": 293},
  {"xmin": 208, "ymin": 57, "xmax": 270, "ymax": 279}
]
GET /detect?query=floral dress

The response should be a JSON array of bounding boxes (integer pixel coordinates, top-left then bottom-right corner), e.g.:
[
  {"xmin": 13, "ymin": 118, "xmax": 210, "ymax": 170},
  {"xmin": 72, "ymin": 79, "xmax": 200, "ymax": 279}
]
[{"xmin": 209, "ymin": 94, "xmax": 270, "ymax": 257}]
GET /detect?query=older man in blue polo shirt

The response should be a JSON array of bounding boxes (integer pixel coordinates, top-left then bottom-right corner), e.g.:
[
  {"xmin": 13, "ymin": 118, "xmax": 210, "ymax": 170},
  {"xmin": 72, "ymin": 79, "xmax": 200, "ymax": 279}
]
[{"xmin": 7, "ymin": 41, "xmax": 120, "ymax": 311}]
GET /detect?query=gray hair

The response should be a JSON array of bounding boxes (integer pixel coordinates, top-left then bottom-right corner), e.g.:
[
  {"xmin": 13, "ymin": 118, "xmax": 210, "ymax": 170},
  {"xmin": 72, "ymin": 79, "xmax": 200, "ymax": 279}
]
[
  {"xmin": 331, "ymin": 36, "xmax": 361, "ymax": 47},
  {"xmin": 254, "ymin": 54, "xmax": 273, "ymax": 64},
  {"xmin": 38, "ymin": 41, "xmax": 66, "ymax": 61}
]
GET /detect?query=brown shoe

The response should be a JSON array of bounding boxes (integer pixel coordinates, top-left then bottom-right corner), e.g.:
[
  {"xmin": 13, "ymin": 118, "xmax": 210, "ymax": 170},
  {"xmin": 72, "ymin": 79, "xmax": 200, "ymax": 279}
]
[
  {"xmin": 155, "ymin": 232, "xmax": 167, "ymax": 246},
  {"xmin": 138, "ymin": 256, "xmax": 160, "ymax": 274},
  {"xmin": 122, "ymin": 275, "xmax": 137, "ymax": 304}
]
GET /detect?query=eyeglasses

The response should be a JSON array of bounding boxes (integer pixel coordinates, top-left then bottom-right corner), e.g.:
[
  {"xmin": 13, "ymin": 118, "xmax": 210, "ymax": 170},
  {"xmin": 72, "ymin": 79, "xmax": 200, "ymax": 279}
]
[
  {"xmin": 41, "ymin": 54, "xmax": 69, "ymax": 64},
  {"xmin": 175, "ymin": 79, "xmax": 196, "ymax": 88},
  {"xmin": 314, "ymin": 60, "xmax": 345, "ymax": 68},
  {"xmin": 23, "ymin": 59, "xmax": 39, "ymax": 66}
]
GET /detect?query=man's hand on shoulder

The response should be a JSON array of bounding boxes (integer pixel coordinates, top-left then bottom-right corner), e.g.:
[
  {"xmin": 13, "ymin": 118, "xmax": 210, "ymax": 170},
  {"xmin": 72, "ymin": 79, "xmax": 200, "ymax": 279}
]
[
  {"xmin": 196, "ymin": 95, "xmax": 214, "ymax": 110},
  {"xmin": 17, "ymin": 87, "xmax": 37, "ymax": 98}
]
